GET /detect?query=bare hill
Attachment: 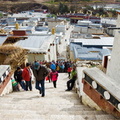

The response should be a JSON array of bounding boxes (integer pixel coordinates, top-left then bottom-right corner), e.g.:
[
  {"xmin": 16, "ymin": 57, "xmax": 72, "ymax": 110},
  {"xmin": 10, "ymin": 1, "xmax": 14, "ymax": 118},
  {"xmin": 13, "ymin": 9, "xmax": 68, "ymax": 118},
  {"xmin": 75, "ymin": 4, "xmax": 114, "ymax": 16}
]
[{"xmin": 0, "ymin": 0, "xmax": 48, "ymax": 13}]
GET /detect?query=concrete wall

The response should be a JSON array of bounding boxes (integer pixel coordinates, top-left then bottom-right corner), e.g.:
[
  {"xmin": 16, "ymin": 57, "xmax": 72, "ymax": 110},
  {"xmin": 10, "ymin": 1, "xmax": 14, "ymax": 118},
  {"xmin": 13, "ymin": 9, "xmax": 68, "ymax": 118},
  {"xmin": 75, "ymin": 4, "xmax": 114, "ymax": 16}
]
[
  {"xmin": 76, "ymin": 67, "xmax": 101, "ymax": 110},
  {"xmin": 27, "ymin": 43, "xmax": 57, "ymax": 63},
  {"xmin": 0, "ymin": 65, "xmax": 13, "ymax": 96},
  {"xmin": 106, "ymin": 13, "xmax": 120, "ymax": 84},
  {"xmin": 1, "ymin": 80, "xmax": 13, "ymax": 96},
  {"xmin": 79, "ymin": 67, "xmax": 120, "ymax": 117},
  {"xmin": 106, "ymin": 29, "xmax": 116, "ymax": 36},
  {"xmin": 88, "ymin": 28, "xmax": 103, "ymax": 34},
  {"xmin": 55, "ymin": 25, "xmax": 66, "ymax": 35},
  {"xmin": 70, "ymin": 51, "xmax": 75, "ymax": 61},
  {"xmin": 48, "ymin": 21, "xmax": 65, "ymax": 31},
  {"xmin": 28, "ymin": 54, "xmax": 45, "ymax": 63},
  {"xmin": 74, "ymin": 26, "xmax": 103, "ymax": 34},
  {"xmin": 76, "ymin": 67, "xmax": 86, "ymax": 97},
  {"xmin": 23, "ymin": 21, "xmax": 37, "ymax": 27},
  {"xmin": 49, "ymin": 44, "xmax": 57, "ymax": 62}
]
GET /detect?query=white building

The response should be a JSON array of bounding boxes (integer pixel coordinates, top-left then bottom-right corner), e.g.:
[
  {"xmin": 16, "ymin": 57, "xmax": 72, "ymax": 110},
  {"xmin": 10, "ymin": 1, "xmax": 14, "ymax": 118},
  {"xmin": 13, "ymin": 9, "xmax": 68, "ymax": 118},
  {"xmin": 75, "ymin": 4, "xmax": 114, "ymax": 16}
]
[
  {"xmin": 74, "ymin": 20, "xmax": 103, "ymax": 34},
  {"xmin": 106, "ymin": 10, "xmax": 120, "ymax": 85},
  {"xmin": 22, "ymin": 20, "xmax": 38, "ymax": 27},
  {"xmin": 6, "ymin": 17, "xmax": 16, "ymax": 25},
  {"xmin": 55, "ymin": 25, "xmax": 66, "ymax": 35},
  {"xmin": 14, "ymin": 35, "xmax": 57, "ymax": 62},
  {"xmin": 47, "ymin": 19, "xmax": 65, "ymax": 31}
]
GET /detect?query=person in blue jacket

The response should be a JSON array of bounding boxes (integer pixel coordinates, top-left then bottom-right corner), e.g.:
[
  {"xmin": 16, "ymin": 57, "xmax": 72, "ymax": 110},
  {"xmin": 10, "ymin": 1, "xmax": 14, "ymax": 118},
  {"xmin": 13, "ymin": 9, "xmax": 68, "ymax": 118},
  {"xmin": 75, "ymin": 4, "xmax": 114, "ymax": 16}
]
[{"xmin": 50, "ymin": 62, "xmax": 56, "ymax": 70}]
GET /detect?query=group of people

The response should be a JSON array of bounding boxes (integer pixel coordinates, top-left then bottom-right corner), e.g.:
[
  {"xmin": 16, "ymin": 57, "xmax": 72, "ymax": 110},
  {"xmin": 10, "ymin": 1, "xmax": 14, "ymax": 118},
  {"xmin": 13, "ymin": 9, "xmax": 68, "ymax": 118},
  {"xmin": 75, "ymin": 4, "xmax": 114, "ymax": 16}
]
[
  {"xmin": 13, "ymin": 62, "xmax": 49, "ymax": 97},
  {"xmin": 33, "ymin": 60, "xmax": 76, "ymax": 73},
  {"xmin": 12, "ymin": 60, "xmax": 77, "ymax": 97}
]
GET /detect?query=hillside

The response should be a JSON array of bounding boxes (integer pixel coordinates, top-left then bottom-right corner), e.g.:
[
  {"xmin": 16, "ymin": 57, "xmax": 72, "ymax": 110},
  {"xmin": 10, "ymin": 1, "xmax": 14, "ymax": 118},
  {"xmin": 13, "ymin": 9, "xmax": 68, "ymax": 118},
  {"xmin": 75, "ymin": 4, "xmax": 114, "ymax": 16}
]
[
  {"xmin": 0, "ymin": 0, "xmax": 119, "ymax": 13},
  {"xmin": 0, "ymin": 0, "xmax": 48, "ymax": 13}
]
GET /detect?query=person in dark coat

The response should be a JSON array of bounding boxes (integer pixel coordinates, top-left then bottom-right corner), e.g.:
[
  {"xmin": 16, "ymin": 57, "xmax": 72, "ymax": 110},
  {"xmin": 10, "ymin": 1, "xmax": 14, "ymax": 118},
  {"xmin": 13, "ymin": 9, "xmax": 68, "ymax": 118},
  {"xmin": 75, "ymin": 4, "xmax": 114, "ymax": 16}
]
[
  {"xmin": 14, "ymin": 67, "xmax": 25, "ymax": 90},
  {"xmin": 32, "ymin": 62, "xmax": 49, "ymax": 97}
]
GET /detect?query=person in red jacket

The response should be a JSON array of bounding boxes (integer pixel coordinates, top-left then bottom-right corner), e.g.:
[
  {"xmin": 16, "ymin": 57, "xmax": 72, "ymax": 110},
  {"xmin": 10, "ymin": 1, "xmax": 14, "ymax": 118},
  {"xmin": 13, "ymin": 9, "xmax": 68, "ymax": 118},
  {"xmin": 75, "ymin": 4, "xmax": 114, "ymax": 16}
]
[
  {"xmin": 67, "ymin": 66, "xmax": 72, "ymax": 78},
  {"xmin": 22, "ymin": 63, "xmax": 32, "ymax": 91},
  {"xmin": 50, "ymin": 69, "xmax": 58, "ymax": 88}
]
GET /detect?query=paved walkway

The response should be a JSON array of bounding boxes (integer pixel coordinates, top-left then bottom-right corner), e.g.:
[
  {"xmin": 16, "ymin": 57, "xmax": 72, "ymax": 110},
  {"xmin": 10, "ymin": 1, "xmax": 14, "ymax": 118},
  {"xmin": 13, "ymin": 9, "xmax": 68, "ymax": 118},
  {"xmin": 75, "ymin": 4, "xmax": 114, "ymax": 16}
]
[
  {"xmin": 0, "ymin": 73, "xmax": 118, "ymax": 120},
  {"xmin": 57, "ymin": 25, "xmax": 73, "ymax": 59}
]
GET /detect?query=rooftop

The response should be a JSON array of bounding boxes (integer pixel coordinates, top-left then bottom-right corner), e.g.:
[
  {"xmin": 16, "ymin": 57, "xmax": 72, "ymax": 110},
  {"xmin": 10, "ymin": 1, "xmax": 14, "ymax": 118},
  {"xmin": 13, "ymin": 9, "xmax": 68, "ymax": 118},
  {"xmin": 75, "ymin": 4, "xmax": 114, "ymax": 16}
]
[
  {"xmin": 71, "ymin": 37, "xmax": 114, "ymax": 47},
  {"xmin": 14, "ymin": 35, "xmax": 55, "ymax": 53},
  {"xmin": 8, "ymin": 11, "xmax": 49, "ymax": 19},
  {"xmin": 73, "ymin": 45, "xmax": 111, "ymax": 60}
]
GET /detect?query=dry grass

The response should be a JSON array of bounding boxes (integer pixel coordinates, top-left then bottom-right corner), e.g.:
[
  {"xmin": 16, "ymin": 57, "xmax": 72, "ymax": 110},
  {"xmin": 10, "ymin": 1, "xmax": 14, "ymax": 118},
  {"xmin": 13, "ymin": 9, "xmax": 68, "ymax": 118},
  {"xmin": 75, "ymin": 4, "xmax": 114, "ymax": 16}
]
[
  {"xmin": 0, "ymin": 44, "xmax": 28, "ymax": 70},
  {"xmin": 0, "ymin": 44, "xmax": 22, "ymax": 53}
]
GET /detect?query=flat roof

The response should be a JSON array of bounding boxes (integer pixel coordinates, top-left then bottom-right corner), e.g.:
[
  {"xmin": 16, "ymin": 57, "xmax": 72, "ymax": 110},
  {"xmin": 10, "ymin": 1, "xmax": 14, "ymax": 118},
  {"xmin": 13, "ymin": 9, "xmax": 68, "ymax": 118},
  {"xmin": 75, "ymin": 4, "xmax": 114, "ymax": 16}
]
[
  {"xmin": 73, "ymin": 37, "xmax": 114, "ymax": 46},
  {"xmin": 73, "ymin": 46, "xmax": 111, "ymax": 60},
  {"xmin": 4, "ymin": 26, "xmax": 34, "ymax": 31},
  {"xmin": 9, "ymin": 12, "xmax": 48, "ymax": 18}
]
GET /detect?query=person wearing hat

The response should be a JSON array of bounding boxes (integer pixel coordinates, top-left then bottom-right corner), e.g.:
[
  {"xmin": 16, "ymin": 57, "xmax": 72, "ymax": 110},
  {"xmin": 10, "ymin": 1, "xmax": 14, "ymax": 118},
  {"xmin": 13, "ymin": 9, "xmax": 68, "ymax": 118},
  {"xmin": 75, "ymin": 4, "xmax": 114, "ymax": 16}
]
[
  {"xmin": 14, "ymin": 66, "xmax": 25, "ymax": 90},
  {"xmin": 32, "ymin": 61, "xmax": 49, "ymax": 97},
  {"xmin": 22, "ymin": 63, "xmax": 32, "ymax": 91}
]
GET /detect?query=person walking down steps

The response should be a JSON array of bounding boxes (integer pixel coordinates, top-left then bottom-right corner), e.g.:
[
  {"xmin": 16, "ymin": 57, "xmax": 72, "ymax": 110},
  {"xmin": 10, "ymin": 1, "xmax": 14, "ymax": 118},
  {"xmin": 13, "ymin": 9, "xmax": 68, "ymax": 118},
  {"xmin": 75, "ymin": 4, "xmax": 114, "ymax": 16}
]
[
  {"xmin": 32, "ymin": 61, "xmax": 49, "ymax": 97},
  {"xmin": 50, "ymin": 69, "xmax": 58, "ymax": 88}
]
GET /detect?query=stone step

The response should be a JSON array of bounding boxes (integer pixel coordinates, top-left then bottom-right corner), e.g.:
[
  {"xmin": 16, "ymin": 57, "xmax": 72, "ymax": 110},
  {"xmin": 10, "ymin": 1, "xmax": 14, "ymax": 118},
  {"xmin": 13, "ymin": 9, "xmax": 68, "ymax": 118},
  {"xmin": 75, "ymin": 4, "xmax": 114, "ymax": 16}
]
[
  {"xmin": 0, "ymin": 107, "xmax": 107, "ymax": 117},
  {"xmin": 0, "ymin": 114, "xmax": 85, "ymax": 120},
  {"xmin": 0, "ymin": 104, "xmax": 93, "ymax": 111},
  {"xmin": 49, "ymin": 115, "xmax": 85, "ymax": 120},
  {"xmin": 0, "ymin": 113, "xmax": 117, "ymax": 120},
  {"xmin": 95, "ymin": 114, "xmax": 119, "ymax": 120},
  {"xmin": 82, "ymin": 114, "xmax": 117, "ymax": 120},
  {"xmin": 0, "ymin": 73, "xmax": 117, "ymax": 120},
  {"xmin": 61, "ymin": 110, "xmax": 105, "ymax": 116}
]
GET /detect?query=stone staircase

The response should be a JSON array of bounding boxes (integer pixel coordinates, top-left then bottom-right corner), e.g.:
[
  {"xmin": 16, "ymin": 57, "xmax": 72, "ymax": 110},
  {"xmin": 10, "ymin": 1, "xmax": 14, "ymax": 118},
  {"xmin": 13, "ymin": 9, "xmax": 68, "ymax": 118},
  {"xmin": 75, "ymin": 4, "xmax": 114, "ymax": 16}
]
[{"xmin": 0, "ymin": 73, "xmax": 119, "ymax": 120}]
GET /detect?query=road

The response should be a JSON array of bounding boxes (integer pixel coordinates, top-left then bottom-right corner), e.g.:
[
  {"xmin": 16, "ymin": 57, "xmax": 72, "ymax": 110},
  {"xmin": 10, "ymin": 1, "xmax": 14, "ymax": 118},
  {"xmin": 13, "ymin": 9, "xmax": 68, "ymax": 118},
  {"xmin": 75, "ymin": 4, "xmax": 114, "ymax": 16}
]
[{"xmin": 57, "ymin": 25, "xmax": 74, "ymax": 60}]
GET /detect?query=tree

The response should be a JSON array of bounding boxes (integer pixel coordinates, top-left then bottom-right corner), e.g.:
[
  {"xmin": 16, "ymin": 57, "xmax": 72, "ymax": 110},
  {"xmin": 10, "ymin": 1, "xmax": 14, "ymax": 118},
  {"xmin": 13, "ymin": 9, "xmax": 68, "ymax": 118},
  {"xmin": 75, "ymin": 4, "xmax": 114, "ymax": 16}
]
[
  {"xmin": 59, "ymin": 3, "xmax": 69, "ymax": 14},
  {"xmin": 48, "ymin": 5, "xmax": 59, "ymax": 14}
]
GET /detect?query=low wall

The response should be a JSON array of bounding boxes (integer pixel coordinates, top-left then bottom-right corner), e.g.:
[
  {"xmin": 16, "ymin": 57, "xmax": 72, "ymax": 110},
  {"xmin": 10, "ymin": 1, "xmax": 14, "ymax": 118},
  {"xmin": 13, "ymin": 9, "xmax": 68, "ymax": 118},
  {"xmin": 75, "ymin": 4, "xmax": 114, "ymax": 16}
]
[
  {"xmin": 1, "ymin": 79, "xmax": 12, "ymax": 96},
  {"xmin": 76, "ymin": 67, "xmax": 101, "ymax": 110},
  {"xmin": 0, "ymin": 65, "xmax": 13, "ymax": 96},
  {"xmin": 82, "ymin": 67, "xmax": 120, "ymax": 117}
]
